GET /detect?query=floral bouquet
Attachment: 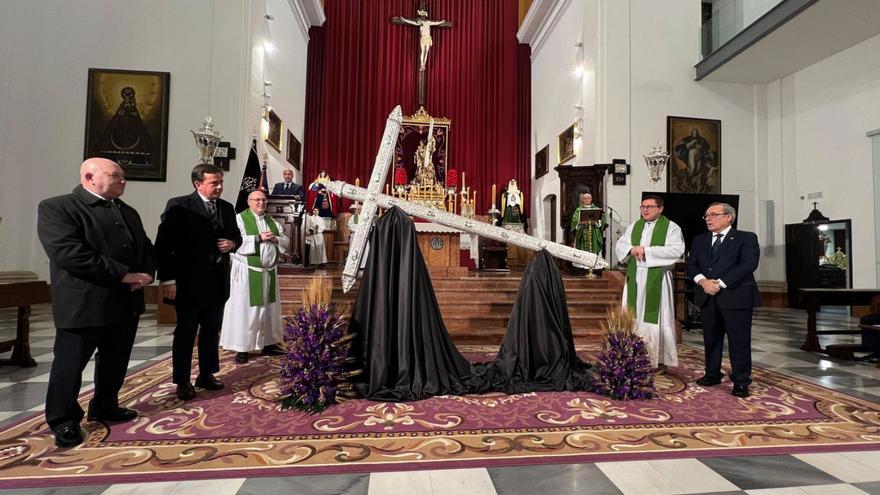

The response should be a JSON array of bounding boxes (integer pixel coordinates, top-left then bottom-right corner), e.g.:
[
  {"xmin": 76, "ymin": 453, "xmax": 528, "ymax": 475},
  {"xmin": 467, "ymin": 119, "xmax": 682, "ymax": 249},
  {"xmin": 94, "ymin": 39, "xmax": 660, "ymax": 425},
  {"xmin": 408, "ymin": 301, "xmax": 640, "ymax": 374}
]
[
  {"xmin": 279, "ymin": 277, "xmax": 356, "ymax": 412},
  {"xmin": 591, "ymin": 307, "xmax": 654, "ymax": 400}
]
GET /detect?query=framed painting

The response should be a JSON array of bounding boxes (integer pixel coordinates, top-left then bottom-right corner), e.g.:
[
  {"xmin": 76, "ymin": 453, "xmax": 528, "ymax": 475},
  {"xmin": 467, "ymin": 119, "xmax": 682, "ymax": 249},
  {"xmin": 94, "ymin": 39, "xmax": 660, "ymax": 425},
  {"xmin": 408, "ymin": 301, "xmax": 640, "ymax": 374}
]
[
  {"xmin": 266, "ymin": 109, "xmax": 283, "ymax": 152},
  {"xmin": 558, "ymin": 124, "xmax": 575, "ymax": 164},
  {"xmin": 667, "ymin": 116, "xmax": 721, "ymax": 193},
  {"xmin": 535, "ymin": 145, "xmax": 549, "ymax": 179},
  {"xmin": 83, "ymin": 68, "xmax": 170, "ymax": 181},
  {"xmin": 286, "ymin": 130, "xmax": 301, "ymax": 170}
]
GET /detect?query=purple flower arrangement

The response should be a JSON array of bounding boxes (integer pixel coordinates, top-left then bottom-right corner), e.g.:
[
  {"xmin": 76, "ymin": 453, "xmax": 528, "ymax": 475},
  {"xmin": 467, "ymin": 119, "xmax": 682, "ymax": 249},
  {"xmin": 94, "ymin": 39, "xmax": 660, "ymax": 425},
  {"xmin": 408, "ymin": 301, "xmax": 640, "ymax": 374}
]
[
  {"xmin": 591, "ymin": 308, "xmax": 654, "ymax": 400},
  {"xmin": 279, "ymin": 304, "xmax": 353, "ymax": 412}
]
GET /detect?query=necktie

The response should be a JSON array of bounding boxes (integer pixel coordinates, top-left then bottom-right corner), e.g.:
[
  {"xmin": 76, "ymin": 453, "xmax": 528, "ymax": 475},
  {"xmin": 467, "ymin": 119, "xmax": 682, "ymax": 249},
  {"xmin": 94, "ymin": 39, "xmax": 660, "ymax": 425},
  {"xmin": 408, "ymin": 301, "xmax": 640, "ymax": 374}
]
[
  {"xmin": 206, "ymin": 201, "xmax": 221, "ymax": 229},
  {"xmin": 285, "ymin": 183, "xmax": 291, "ymax": 193},
  {"xmin": 711, "ymin": 233, "xmax": 723, "ymax": 255}
]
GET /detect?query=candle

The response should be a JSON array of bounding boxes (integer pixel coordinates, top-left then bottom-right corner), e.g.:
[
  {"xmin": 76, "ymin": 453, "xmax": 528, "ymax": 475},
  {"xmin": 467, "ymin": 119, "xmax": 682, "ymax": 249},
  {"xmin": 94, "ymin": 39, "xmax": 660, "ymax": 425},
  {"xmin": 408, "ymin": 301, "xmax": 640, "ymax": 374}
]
[
  {"xmin": 491, "ymin": 184, "xmax": 496, "ymax": 208},
  {"xmin": 462, "ymin": 172, "xmax": 466, "ymax": 191},
  {"xmin": 355, "ymin": 177, "xmax": 360, "ymax": 187},
  {"xmin": 385, "ymin": 184, "xmax": 389, "ymax": 196}
]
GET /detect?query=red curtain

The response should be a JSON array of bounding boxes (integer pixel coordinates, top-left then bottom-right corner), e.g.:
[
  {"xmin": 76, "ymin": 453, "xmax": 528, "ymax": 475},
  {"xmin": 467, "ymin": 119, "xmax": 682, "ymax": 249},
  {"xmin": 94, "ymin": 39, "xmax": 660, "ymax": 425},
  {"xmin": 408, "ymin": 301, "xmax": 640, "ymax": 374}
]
[{"xmin": 302, "ymin": 0, "xmax": 530, "ymax": 216}]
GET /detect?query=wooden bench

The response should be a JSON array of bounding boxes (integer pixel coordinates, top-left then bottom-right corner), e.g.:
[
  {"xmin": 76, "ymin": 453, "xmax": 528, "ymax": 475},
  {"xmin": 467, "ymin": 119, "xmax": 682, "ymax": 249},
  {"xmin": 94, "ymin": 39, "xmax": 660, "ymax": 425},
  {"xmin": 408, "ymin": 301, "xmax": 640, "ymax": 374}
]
[
  {"xmin": 826, "ymin": 324, "xmax": 880, "ymax": 368},
  {"xmin": 0, "ymin": 280, "xmax": 50, "ymax": 367},
  {"xmin": 798, "ymin": 288, "xmax": 880, "ymax": 353}
]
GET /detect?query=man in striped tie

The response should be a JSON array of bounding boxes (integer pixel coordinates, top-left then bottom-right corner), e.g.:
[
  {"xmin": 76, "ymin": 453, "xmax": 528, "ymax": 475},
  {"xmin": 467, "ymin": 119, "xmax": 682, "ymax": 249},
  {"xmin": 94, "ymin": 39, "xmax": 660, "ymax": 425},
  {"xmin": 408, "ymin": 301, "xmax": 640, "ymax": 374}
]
[{"xmin": 686, "ymin": 202, "xmax": 761, "ymax": 398}]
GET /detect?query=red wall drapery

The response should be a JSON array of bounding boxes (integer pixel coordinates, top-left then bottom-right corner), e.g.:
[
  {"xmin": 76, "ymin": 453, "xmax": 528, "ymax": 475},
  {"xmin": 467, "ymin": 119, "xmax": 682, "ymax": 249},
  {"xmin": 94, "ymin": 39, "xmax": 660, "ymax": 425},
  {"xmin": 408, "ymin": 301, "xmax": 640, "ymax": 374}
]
[{"xmin": 302, "ymin": 0, "xmax": 531, "ymax": 216}]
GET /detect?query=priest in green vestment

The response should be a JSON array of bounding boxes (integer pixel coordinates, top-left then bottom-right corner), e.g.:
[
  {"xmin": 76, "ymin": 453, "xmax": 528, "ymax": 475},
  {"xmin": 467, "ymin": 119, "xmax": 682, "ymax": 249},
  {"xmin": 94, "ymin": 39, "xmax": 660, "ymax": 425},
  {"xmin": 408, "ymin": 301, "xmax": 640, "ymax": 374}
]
[
  {"xmin": 614, "ymin": 194, "xmax": 685, "ymax": 370},
  {"xmin": 570, "ymin": 192, "xmax": 605, "ymax": 256},
  {"xmin": 220, "ymin": 189, "xmax": 289, "ymax": 364}
]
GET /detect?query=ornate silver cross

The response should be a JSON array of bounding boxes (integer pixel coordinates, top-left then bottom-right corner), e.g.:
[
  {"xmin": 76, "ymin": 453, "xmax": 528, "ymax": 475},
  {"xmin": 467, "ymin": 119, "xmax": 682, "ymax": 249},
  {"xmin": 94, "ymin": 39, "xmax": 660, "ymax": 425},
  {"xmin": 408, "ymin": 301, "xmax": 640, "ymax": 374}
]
[{"xmin": 335, "ymin": 106, "xmax": 607, "ymax": 293}]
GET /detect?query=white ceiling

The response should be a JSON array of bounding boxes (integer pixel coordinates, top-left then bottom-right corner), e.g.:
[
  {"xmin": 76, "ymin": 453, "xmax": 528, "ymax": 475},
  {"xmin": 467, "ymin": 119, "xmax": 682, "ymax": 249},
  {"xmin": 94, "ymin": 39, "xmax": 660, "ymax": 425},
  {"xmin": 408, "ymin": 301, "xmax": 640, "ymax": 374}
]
[{"xmin": 701, "ymin": 0, "xmax": 880, "ymax": 83}]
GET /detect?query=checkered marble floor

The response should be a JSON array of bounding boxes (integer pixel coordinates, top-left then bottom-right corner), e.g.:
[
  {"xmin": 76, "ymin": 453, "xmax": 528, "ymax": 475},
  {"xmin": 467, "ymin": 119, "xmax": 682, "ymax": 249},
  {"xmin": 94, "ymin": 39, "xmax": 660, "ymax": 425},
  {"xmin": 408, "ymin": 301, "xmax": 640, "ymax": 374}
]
[{"xmin": 1, "ymin": 305, "xmax": 879, "ymax": 495}]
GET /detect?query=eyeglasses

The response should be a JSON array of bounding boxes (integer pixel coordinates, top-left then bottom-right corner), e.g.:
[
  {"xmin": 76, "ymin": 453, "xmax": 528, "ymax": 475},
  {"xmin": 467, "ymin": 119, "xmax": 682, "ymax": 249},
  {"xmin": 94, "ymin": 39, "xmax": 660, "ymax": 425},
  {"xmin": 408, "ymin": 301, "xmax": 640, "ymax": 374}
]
[
  {"xmin": 702, "ymin": 213, "xmax": 729, "ymax": 219},
  {"xmin": 639, "ymin": 205, "xmax": 659, "ymax": 210}
]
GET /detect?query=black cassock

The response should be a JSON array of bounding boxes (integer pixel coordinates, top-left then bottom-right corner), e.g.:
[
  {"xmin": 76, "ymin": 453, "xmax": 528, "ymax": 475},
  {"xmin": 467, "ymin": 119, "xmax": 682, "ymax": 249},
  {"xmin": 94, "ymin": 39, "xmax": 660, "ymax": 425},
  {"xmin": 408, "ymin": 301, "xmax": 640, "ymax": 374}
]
[{"xmin": 349, "ymin": 207, "xmax": 592, "ymax": 401}]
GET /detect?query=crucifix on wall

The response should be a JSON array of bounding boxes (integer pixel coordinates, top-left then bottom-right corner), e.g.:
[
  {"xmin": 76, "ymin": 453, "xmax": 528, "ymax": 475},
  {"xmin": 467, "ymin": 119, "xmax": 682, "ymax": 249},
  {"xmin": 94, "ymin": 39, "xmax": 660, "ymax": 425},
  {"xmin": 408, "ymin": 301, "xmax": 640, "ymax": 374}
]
[{"xmin": 392, "ymin": 0, "xmax": 452, "ymax": 108}]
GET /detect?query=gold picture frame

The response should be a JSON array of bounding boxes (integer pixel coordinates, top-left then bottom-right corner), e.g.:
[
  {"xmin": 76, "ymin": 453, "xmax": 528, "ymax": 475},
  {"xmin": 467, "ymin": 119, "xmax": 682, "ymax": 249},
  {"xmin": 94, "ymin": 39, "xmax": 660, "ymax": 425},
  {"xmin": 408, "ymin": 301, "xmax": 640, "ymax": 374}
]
[
  {"xmin": 266, "ymin": 109, "xmax": 283, "ymax": 152},
  {"xmin": 83, "ymin": 68, "xmax": 170, "ymax": 181},
  {"xmin": 667, "ymin": 116, "xmax": 721, "ymax": 193},
  {"xmin": 558, "ymin": 124, "xmax": 575, "ymax": 164}
]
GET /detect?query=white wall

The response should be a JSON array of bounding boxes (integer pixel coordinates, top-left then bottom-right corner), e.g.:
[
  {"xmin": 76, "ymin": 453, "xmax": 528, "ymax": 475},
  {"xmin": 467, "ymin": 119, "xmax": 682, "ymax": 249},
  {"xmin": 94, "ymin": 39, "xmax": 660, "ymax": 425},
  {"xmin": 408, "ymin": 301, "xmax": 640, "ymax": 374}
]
[
  {"xmin": 528, "ymin": 0, "xmax": 587, "ymax": 243},
  {"xmin": 0, "ymin": 0, "xmax": 311, "ymax": 280},
  {"xmin": 528, "ymin": 0, "xmax": 880, "ymax": 286},
  {"xmin": 254, "ymin": 0, "xmax": 311, "ymax": 188},
  {"xmin": 530, "ymin": 0, "xmax": 758, "ymax": 264},
  {"xmin": 768, "ymin": 33, "xmax": 880, "ymax": 287}
]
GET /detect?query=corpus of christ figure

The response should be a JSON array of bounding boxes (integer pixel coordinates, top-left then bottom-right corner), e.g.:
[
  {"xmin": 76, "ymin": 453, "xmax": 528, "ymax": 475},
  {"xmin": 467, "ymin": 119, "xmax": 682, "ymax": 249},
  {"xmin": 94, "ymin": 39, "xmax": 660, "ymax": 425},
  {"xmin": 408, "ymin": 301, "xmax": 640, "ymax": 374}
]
[
  {"xmin": 393, "ymin": 3, "xmax": 452, "ymax": 107},
  {"xmin": 392, "ymin": 8, "xmax": 452, "ymax": 72}
]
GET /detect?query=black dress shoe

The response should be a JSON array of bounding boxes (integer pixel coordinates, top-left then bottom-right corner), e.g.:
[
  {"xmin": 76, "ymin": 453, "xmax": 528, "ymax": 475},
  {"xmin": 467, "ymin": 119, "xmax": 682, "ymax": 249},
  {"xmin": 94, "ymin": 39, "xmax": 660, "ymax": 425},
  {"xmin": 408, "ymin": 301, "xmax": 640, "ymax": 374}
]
[
  {"xmin": 87, "ymin": 407, "xmax": 138, "ymax": 422},
  {"xmin": 53, "ymin": 424, "xmax": 84, "ymax": 448},
  {"xmin": 261, "ymin": 344, "xmax": 285, "ymax": 356},
  {"xmin": 856, "ymin": 353, "xmax": 880, "ymax": 364},
  {"xmin": 235, "ymin": 352, "xmax": 249, "ymax": 364},
  {"xmin": 176, "ymin": 382, "xmax": 196, "ymax": 400},
  {"xmin": 195, "ymin": 375, "xmax": 224, "ymax": 391},
  {"xmin": 696, "ymin": 375, "xmax": 723, "ymax": 387},
  {"xmin": 732, "ymin": 384, "xmax": 750, "ymax": 398}
]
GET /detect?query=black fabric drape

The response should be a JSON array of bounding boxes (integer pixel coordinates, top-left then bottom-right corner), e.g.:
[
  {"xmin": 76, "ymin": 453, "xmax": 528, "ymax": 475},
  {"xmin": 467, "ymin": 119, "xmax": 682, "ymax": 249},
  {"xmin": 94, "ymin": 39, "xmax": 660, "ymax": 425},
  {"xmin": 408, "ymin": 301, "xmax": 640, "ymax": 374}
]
[
  {"xmin": 349, "ymin": 213, "xmax": 591, "ymax": 400},
  {"xmin": 349, "ymin": 207, "xmax": 473, "ymax": 401},
  {"xmin": 471, "ymin": 250, "xmax": 593, "ymax": 394}
]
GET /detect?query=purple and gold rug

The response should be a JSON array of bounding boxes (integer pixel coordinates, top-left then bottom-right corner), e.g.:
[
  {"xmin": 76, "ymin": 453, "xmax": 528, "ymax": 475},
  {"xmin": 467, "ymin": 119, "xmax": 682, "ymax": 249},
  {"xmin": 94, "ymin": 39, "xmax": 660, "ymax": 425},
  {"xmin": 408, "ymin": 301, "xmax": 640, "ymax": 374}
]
[{"xmin": 1, "ymin": 345, "xmax": 878, "ymax": 488}]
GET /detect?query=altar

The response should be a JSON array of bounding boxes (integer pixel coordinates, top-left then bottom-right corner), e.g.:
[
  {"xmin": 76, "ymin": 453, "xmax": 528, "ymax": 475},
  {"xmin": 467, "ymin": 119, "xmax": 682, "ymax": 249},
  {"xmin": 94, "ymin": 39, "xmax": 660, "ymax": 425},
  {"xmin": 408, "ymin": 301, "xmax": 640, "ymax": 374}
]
[{"xmin": 414, "ymin": 222, "xmax": 467, "ymax": 276}]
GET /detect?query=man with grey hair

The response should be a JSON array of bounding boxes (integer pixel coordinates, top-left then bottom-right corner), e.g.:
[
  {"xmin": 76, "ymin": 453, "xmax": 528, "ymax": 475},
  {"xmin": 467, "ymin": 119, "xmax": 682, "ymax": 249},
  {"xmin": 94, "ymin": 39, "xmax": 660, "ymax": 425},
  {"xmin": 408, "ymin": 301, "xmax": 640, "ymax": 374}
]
[
  {"xmin": 38, "ymin": 158, "xmax": 155, "ymax": 447},
  {"xmin": 220, "ymin": 189, "xmax": 288, "ymax": 364},
  {"xmin": 686, "ymin": 202, "xmax": 760, "ymax": 398}
]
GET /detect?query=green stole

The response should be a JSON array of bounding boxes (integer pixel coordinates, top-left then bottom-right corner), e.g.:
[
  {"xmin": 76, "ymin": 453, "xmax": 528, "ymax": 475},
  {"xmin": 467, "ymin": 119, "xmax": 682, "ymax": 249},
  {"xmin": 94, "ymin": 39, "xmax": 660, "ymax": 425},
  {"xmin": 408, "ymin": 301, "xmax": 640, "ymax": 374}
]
[
  {"xmin": 240, "ymin": 209, "xmax": 279, "ymax": 306},
  {"xmin": 626, "ymin": 215, "xmax": 670, "ymax": 324}
]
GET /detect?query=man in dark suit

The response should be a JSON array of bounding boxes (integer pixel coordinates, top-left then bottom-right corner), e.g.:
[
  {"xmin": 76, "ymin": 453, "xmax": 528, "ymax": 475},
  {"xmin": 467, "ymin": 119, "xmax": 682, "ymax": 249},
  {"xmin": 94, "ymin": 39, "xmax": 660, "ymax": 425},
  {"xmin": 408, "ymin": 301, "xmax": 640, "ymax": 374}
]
[
  {"xmin": 270, "ymin": 168, "xmax": 305, "ymax": 198},
  {"xmin": 686, "ymin": 202, "xmax": 761, "ymax": 398},
  {"xmin": 37, "ymin": 158, "xmax": 155, "ymax": 448},
  {"xmin": 156, "ymin": 164, "xmax": 241, "ymax": 400}
]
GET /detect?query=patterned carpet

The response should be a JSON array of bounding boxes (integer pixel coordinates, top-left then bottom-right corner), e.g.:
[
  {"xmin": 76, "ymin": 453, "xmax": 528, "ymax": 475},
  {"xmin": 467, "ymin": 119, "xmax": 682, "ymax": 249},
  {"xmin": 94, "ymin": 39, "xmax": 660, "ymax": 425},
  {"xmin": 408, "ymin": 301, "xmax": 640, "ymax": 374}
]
[{"xmin": 1, "ymin": 344, "xmax": 878, "ymax": 489}]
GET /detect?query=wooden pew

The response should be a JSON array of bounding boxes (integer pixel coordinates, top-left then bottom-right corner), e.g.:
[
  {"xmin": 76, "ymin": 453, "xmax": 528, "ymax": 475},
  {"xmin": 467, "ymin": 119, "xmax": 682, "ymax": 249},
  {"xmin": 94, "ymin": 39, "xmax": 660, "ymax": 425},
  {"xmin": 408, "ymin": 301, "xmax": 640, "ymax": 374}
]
[{"xmin": 0, "ymin": 280, "xmax": 50, "ymax": 367}]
